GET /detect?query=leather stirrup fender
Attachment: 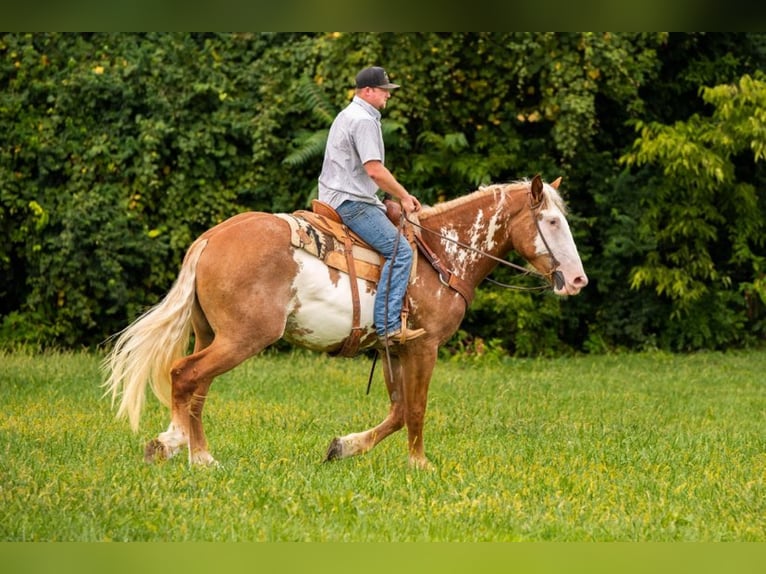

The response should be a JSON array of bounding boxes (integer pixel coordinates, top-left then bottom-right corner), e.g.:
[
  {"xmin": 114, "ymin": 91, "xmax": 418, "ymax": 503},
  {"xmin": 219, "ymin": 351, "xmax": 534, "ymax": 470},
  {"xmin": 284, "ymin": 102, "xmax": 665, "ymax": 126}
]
[{"xmin": 337, "ymin": 233, "xmax": 363, "ymax": 357}]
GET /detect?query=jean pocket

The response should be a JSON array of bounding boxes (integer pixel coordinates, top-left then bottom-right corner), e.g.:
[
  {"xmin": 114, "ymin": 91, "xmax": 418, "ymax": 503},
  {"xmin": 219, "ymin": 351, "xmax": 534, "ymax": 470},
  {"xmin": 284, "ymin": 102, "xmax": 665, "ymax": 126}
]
[{"xmin": 337, "ymin": 201, "xmax": 367, "ymax": 223}]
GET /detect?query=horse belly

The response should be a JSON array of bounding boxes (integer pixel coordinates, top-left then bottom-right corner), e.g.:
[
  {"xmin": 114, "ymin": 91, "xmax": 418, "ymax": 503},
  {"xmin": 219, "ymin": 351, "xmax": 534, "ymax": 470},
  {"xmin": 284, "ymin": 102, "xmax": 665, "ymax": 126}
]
[{"xmin": 284, "ymin": 251, "xmax": 376, "ymax": 351}]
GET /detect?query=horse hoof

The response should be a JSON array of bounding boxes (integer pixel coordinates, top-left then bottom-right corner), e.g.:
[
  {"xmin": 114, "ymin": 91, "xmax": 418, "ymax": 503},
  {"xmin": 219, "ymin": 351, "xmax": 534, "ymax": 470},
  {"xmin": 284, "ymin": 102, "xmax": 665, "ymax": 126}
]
[
  {"xmin": 324, "ymin": 437, "xmax": 343, "ymax": 462},
  {"xmin": 191, "ymin": 451, "xmax": 219, "ymax": 467},
  {"xmin": 409, "ymin": 456, "xmax": 435, "ymax": 471},
  {"xmin": 144, "ymin": 438, "xmax": 168, "ymax": 463}
]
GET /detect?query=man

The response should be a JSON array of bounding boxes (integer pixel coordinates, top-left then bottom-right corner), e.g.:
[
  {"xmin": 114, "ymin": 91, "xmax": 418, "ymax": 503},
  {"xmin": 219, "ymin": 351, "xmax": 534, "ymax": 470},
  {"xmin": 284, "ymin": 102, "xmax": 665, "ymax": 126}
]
[{"xmin": 318, "ymin": 66, "xmax": 426, "ymax": 344}]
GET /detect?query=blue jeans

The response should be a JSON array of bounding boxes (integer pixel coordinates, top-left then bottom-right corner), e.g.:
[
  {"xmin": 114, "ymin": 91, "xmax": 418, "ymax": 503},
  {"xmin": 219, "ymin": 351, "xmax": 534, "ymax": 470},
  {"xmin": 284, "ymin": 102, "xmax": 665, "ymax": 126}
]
[{"xmin": 336, "ymin": 201, "xmax": 413, "ymax": 336}]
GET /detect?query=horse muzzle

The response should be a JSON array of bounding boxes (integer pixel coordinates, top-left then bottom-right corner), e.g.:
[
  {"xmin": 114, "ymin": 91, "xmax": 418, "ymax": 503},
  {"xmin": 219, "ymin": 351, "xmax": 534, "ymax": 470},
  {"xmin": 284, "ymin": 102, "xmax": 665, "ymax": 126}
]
[{"xmin": 552, "ymin": 269, "xmax": 588, "ymax": 296}]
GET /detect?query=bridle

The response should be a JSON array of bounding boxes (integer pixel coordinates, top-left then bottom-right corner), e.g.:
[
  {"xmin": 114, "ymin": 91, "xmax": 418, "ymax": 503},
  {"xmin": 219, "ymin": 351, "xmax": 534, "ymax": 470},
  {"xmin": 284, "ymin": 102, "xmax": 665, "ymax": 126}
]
[
  {"xmin": 404, "ymin": 190, "xmax": 565, "ymax": 292},
  {"xmin": 528, "ymin": 192, "xmax": 566, "ymax": 291}
]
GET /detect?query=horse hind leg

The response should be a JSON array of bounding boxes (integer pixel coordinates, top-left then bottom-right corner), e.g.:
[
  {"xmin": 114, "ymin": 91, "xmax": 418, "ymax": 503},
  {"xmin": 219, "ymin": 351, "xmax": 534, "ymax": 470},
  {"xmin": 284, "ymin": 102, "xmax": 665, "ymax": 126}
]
[
  {"xmin": 146, "ymin": 302, "xmax": 267, "ymax": 466},
  {"xmin": 147, "ymin": 340, "xmax": 255, "ymax": 466},
  {"xmin": 145, "ymin": 420, "xmax": 187, "ymax": 463},
  {"xmin": 144, "ymin": 390, "xmax": 212, "ymax": 464},
  {"xmin": 144, "ymin": 314, "xmax": 217, "ymax": 464}
]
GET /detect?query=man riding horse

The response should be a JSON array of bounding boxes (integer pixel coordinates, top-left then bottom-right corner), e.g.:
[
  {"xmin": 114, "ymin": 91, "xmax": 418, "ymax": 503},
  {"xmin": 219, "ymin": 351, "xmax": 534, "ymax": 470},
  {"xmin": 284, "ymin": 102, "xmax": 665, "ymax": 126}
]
[{"xmin": 318, "ymin": 66, "xmax": 426, "ymax": 346}]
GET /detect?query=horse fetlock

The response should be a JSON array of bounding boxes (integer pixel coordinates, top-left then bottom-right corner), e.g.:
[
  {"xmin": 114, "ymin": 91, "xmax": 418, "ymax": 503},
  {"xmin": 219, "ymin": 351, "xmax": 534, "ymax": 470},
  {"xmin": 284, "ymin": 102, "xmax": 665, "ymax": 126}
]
[
  {"xmin": 144, "ymin": 423, "xmax": 187, "ymax": 463},
  {"xmin": 327, "ymin": 432, "xmax": 373, "ymax": 461}
]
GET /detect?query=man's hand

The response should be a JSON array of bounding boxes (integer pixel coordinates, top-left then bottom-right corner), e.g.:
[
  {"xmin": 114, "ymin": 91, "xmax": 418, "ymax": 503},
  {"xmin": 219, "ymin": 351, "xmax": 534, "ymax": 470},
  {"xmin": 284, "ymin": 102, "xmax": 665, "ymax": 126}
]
[{"xmin": 400, "ymin": 194, "xmax": 422, "ymax": 215}]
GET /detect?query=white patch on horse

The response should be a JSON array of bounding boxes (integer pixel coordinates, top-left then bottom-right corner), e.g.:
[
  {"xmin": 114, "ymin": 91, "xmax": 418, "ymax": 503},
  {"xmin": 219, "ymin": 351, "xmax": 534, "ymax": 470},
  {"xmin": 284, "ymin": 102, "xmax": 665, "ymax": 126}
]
[
  {"xmin": 485, "ymin": 212, "xmax": 501, "ymax": 251},
  {"xmin": 484, "ymin": 186, "xmax": 510, "ymax": 252},
  {"xmin": 284, "ymin": 250, "xmax": 376, "ymax": 350},
  {"xmin": 441, "ymin": 213, "xmax": 488, "ymax": 276},
  {"xmin": 470, "ymin": 210, "xmax": 491, "ymax": 250},
  {"xmin": 534, "ymin": 189, "xmax": 581, "ymax": 272},
  {"xmin": 440, "ymin": 227, "xmax": 469, "ymax": 274}
]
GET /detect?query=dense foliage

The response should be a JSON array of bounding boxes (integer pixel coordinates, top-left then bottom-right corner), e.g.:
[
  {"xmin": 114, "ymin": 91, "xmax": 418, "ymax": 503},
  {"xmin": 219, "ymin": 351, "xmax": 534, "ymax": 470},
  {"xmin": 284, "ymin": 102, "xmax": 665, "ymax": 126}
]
[{"xmin": 1, "ymin": 32, "xmax": 764, "ymax": 353}]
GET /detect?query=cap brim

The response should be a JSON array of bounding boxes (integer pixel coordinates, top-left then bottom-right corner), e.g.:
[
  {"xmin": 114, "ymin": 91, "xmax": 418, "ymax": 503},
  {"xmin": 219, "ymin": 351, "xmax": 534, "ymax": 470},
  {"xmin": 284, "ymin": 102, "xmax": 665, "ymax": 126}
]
[{"xmin": 378, "ymin": 83, "xmax": 400, "ymax": 89}]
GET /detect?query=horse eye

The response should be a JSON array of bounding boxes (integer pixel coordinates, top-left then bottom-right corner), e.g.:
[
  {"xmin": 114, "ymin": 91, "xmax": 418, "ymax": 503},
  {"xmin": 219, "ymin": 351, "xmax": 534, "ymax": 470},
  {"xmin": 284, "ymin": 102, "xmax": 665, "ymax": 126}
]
[{"xmin": 548, "ymin": 217, "xmax": 559, "ymax": 227}]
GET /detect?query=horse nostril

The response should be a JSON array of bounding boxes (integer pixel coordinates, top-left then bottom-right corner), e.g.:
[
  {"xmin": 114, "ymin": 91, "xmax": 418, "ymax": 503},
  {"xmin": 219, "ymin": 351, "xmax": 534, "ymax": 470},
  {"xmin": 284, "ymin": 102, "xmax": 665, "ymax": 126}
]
[
  {"xmin": 552, "ymin": 270, "xmax": 565, "ymax": 290},
  {"xmin": 574, "ymin": 275, "xmax": 588, "ymax": 287}
]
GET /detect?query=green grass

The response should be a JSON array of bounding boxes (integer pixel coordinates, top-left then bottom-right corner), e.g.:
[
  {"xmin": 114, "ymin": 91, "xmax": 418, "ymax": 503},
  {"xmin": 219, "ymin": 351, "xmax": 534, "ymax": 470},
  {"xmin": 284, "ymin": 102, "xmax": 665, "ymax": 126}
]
[{"xmin": 0, "ymin": 349, "xmax": 764, "ymax": 541}]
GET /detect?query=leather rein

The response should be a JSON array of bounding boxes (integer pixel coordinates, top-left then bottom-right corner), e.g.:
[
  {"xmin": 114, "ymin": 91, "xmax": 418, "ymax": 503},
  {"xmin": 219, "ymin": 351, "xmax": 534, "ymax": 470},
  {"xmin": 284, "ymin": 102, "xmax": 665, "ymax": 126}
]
[{"xmin": 404, "ymin": 191, "xmax": 564, "ymax": 295}]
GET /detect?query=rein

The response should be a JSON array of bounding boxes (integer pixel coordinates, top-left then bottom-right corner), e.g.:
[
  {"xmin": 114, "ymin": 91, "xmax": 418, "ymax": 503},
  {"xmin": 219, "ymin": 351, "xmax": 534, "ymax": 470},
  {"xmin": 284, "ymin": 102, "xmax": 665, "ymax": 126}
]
[{"xmin": 404, "ymin": 190, "xmax": 562, "ymax": 292}]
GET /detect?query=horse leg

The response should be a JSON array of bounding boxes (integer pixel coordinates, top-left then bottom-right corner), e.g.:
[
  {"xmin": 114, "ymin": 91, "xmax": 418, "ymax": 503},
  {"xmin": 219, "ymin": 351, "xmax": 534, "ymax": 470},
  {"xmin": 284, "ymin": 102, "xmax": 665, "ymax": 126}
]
[
  {"xmin": 145, "ymin": 420, "xmax": 187, "ymax": 462},
  {"xmin": 399, "ymin": 346, "xmax": 438, "ymax": 469},
  {"xmin": 141, "ymin": 213, "xmax": 298, "ymax": 465},
  {"xmin": 147, "ymin": 340, "xmax": 260, "ymax": 466},
  {"xmin": 182, "ymin": 313, "xmax": 219, "ymax": 465},
  {"xmin": 144, "ymin": 308, "xmax": 216, "ymax": 464},
  {"xmin": 324, "ymin": 351, "xmax": 406, "ymax": 461},
  {"xmin": 143, "ymin": 351, "xmax": 222, "ymax": 465},
  {"xmin": 145, "ymin": 303, "xmax": 276, "ymax": 466}
]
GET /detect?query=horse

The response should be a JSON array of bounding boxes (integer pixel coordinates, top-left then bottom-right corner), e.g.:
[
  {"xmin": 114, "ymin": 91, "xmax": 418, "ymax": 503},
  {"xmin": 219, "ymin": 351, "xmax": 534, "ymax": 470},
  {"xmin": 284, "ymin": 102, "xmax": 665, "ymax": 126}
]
[{"xmin": 103, "ymin": 175, "xmax": 588, "ymax": 469}]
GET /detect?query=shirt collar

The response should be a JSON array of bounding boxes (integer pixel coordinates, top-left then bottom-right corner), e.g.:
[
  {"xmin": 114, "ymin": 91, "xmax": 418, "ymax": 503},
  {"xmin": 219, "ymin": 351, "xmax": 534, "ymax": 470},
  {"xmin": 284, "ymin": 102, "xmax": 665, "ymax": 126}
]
[{"xmin": 352, "ymin": 95, "xmax": 381, "ymax": 121}]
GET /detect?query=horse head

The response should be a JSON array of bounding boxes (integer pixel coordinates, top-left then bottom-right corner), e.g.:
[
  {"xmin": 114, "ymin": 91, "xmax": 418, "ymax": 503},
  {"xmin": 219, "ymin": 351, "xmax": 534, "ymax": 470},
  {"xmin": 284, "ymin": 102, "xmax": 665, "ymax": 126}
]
[{"xmin": 516, "ymin": 175, "xmax": 588, "ymax": 296}]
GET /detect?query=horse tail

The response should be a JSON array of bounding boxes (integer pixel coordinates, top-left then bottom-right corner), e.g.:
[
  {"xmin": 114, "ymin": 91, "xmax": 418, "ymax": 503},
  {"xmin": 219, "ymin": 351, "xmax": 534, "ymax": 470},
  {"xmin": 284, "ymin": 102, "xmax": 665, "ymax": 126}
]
[{"xmin": 102, "ymin": 238, "xmax": 209, "ymax": 431}]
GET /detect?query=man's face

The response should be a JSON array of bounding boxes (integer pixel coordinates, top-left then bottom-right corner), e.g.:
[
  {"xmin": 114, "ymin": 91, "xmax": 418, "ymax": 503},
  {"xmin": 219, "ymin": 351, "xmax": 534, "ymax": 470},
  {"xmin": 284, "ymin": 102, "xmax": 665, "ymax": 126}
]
[{"xmin": 363, "ymin": 87, "xmax": 393, "ymax": 110}]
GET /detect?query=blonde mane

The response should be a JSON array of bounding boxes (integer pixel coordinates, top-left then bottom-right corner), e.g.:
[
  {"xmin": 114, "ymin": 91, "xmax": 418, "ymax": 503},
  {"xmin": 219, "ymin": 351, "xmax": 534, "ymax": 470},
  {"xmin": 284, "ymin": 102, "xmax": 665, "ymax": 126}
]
[{"xmin": 419, "ymin": 179, "xmax": 567, "ymax": 219}]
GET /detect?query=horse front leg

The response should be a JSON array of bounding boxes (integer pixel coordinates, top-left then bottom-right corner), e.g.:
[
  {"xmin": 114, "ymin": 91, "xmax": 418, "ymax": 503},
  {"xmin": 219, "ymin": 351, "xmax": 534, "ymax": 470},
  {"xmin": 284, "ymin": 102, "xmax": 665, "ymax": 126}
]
[
  {"xmin": 324, "ymin": 351, "xmax": 405, "ymax": 461},
  {"xmin": 400, "ymin": 345, "xmax": 438, "ymax": 470}
]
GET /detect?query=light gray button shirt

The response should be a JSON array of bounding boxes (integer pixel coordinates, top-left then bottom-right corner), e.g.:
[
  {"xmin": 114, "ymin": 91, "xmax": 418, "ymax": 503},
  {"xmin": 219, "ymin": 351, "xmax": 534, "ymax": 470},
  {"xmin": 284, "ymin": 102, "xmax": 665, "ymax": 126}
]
[{"xmin": 318, "ymin": 96, "xmax": 386, "ymax": 210}]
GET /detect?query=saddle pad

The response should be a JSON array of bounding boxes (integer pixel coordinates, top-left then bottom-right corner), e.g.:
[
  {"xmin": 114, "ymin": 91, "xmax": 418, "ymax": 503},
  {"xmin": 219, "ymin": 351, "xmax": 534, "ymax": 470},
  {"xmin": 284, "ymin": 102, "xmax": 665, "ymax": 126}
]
[{"xmin": 275, "ymin": 213, "xmax": 383, "ymax": 283}]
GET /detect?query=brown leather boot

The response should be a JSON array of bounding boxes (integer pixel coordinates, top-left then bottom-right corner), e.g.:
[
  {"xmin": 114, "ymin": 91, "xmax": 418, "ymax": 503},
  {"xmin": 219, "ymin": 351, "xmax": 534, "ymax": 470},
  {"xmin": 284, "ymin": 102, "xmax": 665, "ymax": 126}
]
[{"xmin": 378, "ymin": 326, "xmax": 426, "ymax": 346}]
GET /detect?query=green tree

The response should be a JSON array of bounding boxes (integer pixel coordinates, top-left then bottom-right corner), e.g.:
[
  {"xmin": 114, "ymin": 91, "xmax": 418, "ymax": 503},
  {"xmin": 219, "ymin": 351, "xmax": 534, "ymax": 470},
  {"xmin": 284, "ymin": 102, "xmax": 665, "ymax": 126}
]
[
  {"xmin": 574, "ymin": 33, "xmax": 766, "ymax": 352},
  {"xmin": 0, "ymin": 33, "xmax": 298, "ymax": 345},
  {"xmin": 620, "ymin": 73, "xmax": 766, "ymax": 349}
]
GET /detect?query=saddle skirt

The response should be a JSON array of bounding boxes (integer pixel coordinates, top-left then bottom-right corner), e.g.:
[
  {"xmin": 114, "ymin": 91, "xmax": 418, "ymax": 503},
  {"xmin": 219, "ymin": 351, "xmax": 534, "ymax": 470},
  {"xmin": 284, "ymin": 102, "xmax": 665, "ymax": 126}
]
[{"xmin": 274, "ymin": 210, "xmax": 385, "ymax": 283}]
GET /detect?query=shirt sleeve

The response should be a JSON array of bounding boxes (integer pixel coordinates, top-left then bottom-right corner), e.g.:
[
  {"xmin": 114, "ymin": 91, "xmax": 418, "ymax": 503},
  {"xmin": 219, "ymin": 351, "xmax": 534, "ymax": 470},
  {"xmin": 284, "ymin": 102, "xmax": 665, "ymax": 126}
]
[{"xmin": 352, "ymin": 117, "xmax": 384, "ymax": 165}]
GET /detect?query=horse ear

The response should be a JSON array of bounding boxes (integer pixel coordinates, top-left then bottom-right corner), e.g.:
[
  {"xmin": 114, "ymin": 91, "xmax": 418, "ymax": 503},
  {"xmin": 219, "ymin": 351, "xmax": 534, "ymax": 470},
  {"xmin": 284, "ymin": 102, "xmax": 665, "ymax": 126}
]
[
  {"xmin": 530, "ymin": 174, "xmax": 544, "ymax": 204},
  {"xmin": 551, "ymin": 177, "xmax": 562, "ymax": 189}
]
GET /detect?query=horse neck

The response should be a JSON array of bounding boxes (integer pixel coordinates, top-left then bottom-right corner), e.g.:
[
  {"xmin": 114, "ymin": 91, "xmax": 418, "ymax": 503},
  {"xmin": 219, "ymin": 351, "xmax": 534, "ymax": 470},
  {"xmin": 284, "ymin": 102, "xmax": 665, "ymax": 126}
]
[{"xmin": 418, "ymin": 184, "xmax": 531, "ymax": 285}]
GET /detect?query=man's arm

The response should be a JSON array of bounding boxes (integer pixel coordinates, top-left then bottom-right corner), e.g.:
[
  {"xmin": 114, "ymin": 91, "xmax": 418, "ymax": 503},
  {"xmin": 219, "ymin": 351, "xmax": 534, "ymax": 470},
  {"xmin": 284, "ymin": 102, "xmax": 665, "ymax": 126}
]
[{"xmin": 364, "ymin": 160, "xmax": 421, "ymax": 214}]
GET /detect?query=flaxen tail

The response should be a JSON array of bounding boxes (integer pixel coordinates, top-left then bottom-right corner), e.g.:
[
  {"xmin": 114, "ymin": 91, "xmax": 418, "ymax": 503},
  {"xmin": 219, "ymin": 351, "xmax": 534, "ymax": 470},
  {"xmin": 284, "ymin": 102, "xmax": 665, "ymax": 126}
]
[{"xmin": 102, "ymin": 238, "xmax": 208, "ymax": 431}]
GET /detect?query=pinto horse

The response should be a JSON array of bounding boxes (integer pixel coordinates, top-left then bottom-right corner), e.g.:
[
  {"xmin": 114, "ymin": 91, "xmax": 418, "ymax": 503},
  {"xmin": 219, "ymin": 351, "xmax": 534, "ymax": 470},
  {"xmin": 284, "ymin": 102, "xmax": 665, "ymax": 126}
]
[{"xmin": 103, "ymin": 175, "xmax": 587, "ymax": 468}]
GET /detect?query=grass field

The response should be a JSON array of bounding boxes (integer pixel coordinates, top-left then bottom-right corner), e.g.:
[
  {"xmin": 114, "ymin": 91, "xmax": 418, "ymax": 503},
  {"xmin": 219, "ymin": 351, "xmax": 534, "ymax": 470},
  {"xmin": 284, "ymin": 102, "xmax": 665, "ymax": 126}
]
[{"xmin": 0, "ymin": 349, "xmax": 764, "ymax": 542}]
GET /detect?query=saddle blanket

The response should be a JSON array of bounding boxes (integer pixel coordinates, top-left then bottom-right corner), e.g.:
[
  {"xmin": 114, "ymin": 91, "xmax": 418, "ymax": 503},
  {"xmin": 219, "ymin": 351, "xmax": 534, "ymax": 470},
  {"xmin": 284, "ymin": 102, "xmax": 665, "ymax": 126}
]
[{"xmin": 275, "ymin": 212, "xmax": 383, "ymax": 283}]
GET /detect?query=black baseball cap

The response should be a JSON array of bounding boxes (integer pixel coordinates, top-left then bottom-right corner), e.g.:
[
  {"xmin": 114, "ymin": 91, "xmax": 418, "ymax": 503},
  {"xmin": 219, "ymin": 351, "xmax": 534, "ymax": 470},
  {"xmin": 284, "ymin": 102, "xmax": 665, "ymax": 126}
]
[{"xmin": 355, "ymin": 66, "xmax": 400, "ymax": 90}]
